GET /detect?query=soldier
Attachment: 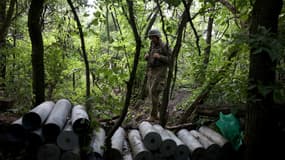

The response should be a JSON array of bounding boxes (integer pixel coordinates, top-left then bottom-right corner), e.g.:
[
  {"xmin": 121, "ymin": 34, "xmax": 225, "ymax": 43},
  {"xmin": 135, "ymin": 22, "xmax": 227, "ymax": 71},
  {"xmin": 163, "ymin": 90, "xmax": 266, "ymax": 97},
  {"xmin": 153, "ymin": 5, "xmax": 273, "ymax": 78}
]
[{"xmin": 144, "ymin": 29, "xmax": 171, "ymax": 121}]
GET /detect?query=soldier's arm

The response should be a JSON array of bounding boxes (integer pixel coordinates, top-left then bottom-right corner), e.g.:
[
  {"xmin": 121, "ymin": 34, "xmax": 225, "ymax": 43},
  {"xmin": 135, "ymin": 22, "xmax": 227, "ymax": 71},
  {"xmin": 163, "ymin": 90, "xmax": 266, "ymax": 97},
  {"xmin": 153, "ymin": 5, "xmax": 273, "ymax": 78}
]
[
  {"xmin": 158, "ymin": 45, "xmax": 172, "ymax": 64},
  {"xmin": 145, "ymin": 43, "xmax": 153, "ymax": 61},
  {"xmin": 157, "ymin": 54, "xmax": 169, "ymax": 64}
]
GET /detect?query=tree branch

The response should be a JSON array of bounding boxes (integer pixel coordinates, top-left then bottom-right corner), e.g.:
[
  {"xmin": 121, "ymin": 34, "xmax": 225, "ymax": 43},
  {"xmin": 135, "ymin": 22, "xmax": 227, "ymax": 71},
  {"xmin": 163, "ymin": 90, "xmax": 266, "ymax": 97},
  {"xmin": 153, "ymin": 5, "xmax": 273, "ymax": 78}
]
[
  {"xmin": 159, "ymin": 1, "xmax": 191, "ymax": 127},
  {"xmin": 105, "ymin": 0, "xmax": 142, "ymax": 151},
  {"xmin": 180, "ymin": 51, "xmax": 238, "ymax": 123},
  {"xmin": 156, "ymin": 0, "xmax": 169, "ymax": 45},
  {"xmin": 111, "ymin": 6, "xmax": 131, "ymax": 74},
  {"xmin": 143, "ymin": 8, "xmax": 159, "ymax": 39},
  {"xmin": 182, "ymin": 0, "xmax": 201, "ymax": 56},
  {"xmin": 67, "ymin": 0, "xmax": 91, "ymax": 107},
  {"xmin": 215, "ymin": 0, "xmax": 239, "ymax": 15}
]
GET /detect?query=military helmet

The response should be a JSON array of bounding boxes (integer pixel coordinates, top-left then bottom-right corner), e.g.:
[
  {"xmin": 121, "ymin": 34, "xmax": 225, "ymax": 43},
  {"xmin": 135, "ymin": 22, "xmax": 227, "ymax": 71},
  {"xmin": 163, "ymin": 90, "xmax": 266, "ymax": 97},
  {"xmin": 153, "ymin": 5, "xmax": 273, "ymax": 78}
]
[{"xmin": 148, "ymin": 29, "xmax": 161, "ymax": 38}]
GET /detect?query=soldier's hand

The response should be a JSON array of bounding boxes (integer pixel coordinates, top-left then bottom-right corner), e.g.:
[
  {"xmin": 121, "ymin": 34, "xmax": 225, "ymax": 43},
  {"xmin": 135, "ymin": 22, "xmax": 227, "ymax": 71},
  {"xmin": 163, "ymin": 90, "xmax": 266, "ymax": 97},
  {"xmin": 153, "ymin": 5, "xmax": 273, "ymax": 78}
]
[
  {"xmin": 144, "ymin": 53, "xmax": 149, "ymax": 60},
  {"xmin": 153, "ymin": 53, "xmax": 160, "ymax": 59}
]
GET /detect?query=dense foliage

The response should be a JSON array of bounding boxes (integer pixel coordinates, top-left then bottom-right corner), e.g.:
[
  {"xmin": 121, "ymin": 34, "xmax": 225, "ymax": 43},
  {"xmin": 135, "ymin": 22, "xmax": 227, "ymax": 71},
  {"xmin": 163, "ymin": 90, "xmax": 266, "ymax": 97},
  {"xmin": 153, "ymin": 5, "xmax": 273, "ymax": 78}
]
[{"xmin": 1, "ymin": 0, "xmax": 284, "ymax": 120}]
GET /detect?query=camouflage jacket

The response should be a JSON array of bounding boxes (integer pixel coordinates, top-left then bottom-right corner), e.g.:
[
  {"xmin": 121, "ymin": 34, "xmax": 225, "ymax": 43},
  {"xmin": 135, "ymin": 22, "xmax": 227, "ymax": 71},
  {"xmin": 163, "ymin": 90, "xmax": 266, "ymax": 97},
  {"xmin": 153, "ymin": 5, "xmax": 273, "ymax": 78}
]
[{"xmin": 146, "ymin": 40, "xmax": 171, "ymax": 68}]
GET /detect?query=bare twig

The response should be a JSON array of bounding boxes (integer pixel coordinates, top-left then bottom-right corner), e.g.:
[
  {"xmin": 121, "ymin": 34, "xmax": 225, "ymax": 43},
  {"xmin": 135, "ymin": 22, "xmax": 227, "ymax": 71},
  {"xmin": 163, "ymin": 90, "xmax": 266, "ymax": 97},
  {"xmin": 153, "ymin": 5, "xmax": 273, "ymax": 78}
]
[{"xmin": 155, "ymin": 0, "xmax": 169, "ymax": 46}]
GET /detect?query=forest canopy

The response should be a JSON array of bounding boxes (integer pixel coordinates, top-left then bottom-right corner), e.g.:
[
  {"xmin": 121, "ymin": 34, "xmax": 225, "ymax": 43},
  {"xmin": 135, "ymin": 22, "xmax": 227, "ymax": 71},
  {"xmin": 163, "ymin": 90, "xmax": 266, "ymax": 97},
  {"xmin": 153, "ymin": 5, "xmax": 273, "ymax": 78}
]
[
  {"xmin": 0, "ymin": 0, "xmax": 285, "ymax": 160},
  {"xmin": 3, "ymin": 0, "xmax": 281, "ymax": 114}
]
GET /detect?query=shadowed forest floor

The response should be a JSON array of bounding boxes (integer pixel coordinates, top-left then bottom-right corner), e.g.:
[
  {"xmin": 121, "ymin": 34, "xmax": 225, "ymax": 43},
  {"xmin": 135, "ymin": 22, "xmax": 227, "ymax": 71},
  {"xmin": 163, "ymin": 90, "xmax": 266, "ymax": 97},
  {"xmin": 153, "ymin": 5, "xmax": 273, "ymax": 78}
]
[{"xmin": 126, "ymin": 89, "xmax": 192, "ymax": 127}]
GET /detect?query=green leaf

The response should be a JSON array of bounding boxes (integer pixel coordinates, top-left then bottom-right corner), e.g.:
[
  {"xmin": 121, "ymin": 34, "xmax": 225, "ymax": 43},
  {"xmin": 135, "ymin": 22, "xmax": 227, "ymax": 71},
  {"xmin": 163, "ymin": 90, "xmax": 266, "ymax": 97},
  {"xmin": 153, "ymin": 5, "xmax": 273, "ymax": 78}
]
[
  {"xmin": 257, "ymin": 85, "xmax": 273, "ymax": 97},
  {"xmin": 91, "ymin": 18, "xmax": 99, "ymax": 26},
  {"xmin": 94, "ymin": 11, "xmax": 101, "ymax": 17}
]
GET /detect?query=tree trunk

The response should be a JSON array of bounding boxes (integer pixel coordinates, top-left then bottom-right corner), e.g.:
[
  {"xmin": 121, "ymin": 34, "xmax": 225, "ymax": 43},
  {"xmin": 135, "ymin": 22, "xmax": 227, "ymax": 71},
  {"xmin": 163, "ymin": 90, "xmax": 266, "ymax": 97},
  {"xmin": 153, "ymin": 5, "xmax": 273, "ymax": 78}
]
[
  {"xmin": 67, "ymin": 0, "xmax": 91, "ymax": 104},
  {"xmin": 202, "ymin": 16, "xmax": 214, "ymax": 76},
  {"xmin": 0, "ymin": 0, "xmax": 16, "ymax": 92},
  {"xmin": 182, "ymin": 0, "xmax": 201, "ymax": 56},
  {"xmin": 105, "ymin": 0, "xmax": 142, "ymax": 151},
  {"xmin": 245, "ymin": 0, "xmax": 283, "ymax": 160},
  {"xmin": 159, "ymin": 1, "xmax": 191, "ymax": 127},
  {"xmin": 28, "ymin": 0, "xmax": 45, "ymax": 105},
  {"xmin": 106, "ymin": 3, "xmax": 110, "ymax": 54}
]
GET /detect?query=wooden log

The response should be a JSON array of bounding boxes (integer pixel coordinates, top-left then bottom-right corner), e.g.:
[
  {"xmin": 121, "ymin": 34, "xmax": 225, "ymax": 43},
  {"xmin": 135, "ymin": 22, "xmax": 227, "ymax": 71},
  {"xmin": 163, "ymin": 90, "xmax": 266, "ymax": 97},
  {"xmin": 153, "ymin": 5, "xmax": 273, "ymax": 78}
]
[
  {"xmin": 99, "ymin": 115, "xmax": 120, "ymax": 122},
  {"xmin": 90, "ymin": 127, "xmax": 106, "ymax": 158},
  {"xmin": 0, "ymin": 97, "xmax": 14, "ymax": 111},
  {"xmin": 22, "ymin": 101, "xmax": 55, "ymax": 130},
  {"xmin": 37, "ymin": 143, "xmax": 61, "ymax": 160},
  {"xmin": 177, "ymin": 129, "xmax": 206, "ymax": 160},
  {"xmin": 27, "ymin": 128, "xmax": 44, "ymax": 146},
  {"xmin": 190, "ymin": 130, "xmax": 221, "ymax": 160},
  {"xmin": 71, "ymin": 105, "xmax": 90, "ymax": 134},
  {"xmin": 166, "ymin": 130, "xmax": 190, "ymax": 160},
  {"xmin": 104, "ymin": 126, "xmax": 125, "ymax": 160},
  {"xmin": 196, "ymin": 105, "xmax": 245, "ymax": 117},
  {"xmin": 61, "ymin": 149, "xmax": 80, "ymax": 160},
  {"xmin": 42, "ymin": 99, "xmax": 72, "ymax": 142},
  {"xmin": 165, "ymin": 122, "xmax": 195, "ymax": 131},
  {"xmin": 138, "ymin": 121, "xmax": 162, "ymax": 151},
  {"xmin": 122, "ymin": 139, "xmax": 133, "ymax": 160},
  {"xmin": 56, "ymin": 121, "xmax": 79, "ymax": 151},
  {"xmin": 152, "ymin": 124, "xmax": 177, "ymax": 157},
  {"xmin": 128, "ymin": 129, "xmax": 152, "ymax": 160}
]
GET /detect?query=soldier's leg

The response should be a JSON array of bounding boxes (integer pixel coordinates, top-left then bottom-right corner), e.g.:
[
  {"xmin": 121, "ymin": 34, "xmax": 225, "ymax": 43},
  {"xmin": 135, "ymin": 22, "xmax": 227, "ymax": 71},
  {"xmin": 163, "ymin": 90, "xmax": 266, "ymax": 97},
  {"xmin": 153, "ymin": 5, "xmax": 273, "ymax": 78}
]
[
  {"xmin": 150, "ymin": 69, "xmax": 164, "ymax": 119},
  {"xmin": 150, "ymin": 89, "xmax": 159, "ymax": 118},
  {"xmin": 147, "ymin": 71, "xmax": 152, "ymax": 100},
  {"xmin": 147, "ymin": 70, "xmax": 157, "ymax": 120},
  {"xmin": 155, "ymin": 68, "xmax": 167, "ymax": 118}
]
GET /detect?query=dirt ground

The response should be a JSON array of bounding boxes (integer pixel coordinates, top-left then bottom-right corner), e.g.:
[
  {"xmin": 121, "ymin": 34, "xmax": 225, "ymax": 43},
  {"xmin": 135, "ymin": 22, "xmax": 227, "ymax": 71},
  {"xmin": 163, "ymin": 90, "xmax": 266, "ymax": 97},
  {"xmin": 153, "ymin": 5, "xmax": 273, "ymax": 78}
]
[{"xmin": 125, "ymin": 89, "xmax": 191, "ymax": 127}]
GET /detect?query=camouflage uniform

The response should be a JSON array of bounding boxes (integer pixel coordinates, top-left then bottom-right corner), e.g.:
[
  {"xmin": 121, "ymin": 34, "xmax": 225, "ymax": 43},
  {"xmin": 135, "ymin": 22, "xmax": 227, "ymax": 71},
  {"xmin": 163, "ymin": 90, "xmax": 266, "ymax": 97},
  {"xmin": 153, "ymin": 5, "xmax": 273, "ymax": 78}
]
[{"xmin": 146, "ymin": 39, "xmax": 171, "ymax": 119}]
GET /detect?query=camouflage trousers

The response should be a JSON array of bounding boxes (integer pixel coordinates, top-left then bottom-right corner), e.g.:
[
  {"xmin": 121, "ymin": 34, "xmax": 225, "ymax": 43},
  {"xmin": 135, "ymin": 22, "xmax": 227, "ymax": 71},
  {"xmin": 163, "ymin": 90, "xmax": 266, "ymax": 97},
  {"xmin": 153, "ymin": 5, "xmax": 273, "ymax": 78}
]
[{"xmin": 147, "ymin": 67, "xmax": 167, "ymax": 118}]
